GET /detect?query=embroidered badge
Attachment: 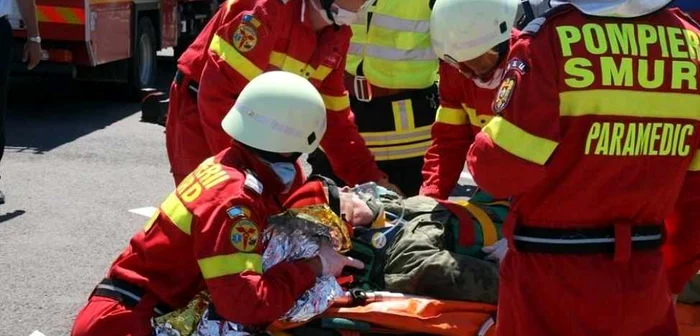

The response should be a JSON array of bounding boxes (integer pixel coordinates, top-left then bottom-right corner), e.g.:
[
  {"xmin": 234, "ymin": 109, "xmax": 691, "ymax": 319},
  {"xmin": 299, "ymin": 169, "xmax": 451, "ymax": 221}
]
[
  {"xmin": 232, "ymin": 15, "xmax": 261, "ymax": 53},
  {"xmin": 492, "ymin": 76, "xmax": 517, "ymax": 115},
  {"xmin": 230, "ymin": 219, "xmax": 260, "ymax": 252},
  {"xmin": 226, "ymin": 206, "xmax": 251, "ymax": 219}
]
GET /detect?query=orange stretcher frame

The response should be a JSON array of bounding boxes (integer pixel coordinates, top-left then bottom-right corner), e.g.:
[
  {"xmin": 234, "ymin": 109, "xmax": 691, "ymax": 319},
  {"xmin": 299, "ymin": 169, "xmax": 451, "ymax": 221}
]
[{"xmin": 270, "ymin": 299, "xmax": 699, "ymax": 336}]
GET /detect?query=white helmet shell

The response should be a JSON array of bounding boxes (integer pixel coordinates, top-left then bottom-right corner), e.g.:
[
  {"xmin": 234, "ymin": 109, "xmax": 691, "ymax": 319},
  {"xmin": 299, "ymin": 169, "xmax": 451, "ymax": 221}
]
[
  {"xmin": 431, "ymin": 0, "xmax": 520, "ymax": 62},
  {"xmin": 221, "ymin": 71, "xmax": 327, "ymax": 154}
]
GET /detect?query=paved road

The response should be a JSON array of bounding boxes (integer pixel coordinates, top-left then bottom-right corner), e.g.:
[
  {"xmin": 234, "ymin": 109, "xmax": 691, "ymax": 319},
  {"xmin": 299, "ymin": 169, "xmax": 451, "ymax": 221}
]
[{"xmin": 0, "ymin": 58, "xmax": 178, "ymax": 336}]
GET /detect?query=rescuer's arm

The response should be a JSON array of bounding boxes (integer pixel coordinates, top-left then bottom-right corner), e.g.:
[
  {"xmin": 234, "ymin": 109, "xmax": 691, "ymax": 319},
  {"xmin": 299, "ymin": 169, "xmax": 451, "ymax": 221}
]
[
  {"xmin": 315, "ymin": 31, "xmax": 385, "ymax": 186},
  {"xmin": 198, "ymin": 1, "xmax": 282, "ymax": 155},
  {"xmin": 17, "ymin": 0, "xmax": 41, "ymax": 69},
  {"xmin": 420, "ymin": 62, "xmax": 474, "ymax": 200},
  {"xmin": 467, "ymin": 37, "xmax": 560, "ymax": 199},
  {"xmin": 196, "ymin": 198, "xmax": 319, "ymax": 326},
  {"xmin": 663, "ymin": 152, "xmax": 700, "ymax": 294}
]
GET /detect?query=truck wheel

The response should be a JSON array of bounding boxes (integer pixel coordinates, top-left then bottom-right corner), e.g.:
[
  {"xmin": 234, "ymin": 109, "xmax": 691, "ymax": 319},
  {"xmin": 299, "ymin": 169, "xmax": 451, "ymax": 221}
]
[{"xmin": 129, "ymin": 17, "xmax": 158, "ymax": 91}]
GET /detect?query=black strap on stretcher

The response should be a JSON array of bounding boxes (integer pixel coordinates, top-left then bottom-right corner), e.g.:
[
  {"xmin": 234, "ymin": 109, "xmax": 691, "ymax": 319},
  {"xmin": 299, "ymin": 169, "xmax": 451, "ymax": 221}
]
[
  {"xmin": 92, "ymin": 278, "xmax": 172, "ymax": 316},
  {"xmin": 174, "ymin": 70, "xmax": 199, "ymax": 98},
  {"xmin": 513, "ymin": 225, "xmax": 663, "ymax": 254}
]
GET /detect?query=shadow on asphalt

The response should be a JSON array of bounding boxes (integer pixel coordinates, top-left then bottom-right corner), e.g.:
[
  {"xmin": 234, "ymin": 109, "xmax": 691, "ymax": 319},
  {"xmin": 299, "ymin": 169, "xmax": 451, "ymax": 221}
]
[
  {"xmin": 5, "ymin": 58, "xmax": 176, "ymax": 154},
  {"xmin": 0, "ymin": 210, "xmax": 26, "ymax": 223}
]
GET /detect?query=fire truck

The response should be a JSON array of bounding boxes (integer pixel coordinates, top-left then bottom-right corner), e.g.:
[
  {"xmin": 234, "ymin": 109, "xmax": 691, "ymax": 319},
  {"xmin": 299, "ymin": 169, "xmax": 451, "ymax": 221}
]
[{"xmin": 8, "ymin": 0, "xmax": 218, "ymax": 93}]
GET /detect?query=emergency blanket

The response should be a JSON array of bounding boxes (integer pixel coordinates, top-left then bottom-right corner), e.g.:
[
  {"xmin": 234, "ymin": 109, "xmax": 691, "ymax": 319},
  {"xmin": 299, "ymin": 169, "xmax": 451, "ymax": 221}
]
[{"xmin": 153, "ymin": 206, "xmax": 348, "ymax": 336}]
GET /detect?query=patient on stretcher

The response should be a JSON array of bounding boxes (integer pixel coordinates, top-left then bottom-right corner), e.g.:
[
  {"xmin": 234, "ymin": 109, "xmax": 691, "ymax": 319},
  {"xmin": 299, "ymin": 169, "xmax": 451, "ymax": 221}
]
[{"xmin": 152, "ymin": 181, "xmax": 507, "ymax": 335}]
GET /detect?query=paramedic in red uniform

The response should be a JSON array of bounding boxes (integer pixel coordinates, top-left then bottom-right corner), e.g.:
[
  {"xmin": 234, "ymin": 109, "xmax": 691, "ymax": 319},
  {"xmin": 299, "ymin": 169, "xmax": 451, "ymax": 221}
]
[
  {"xmin": 70, "ymin": 72, "xmax": 364, "ymax": 336},
  {"xmin": 461, "ymin": 0, "xmax": 700, "ymax": 334},
  {"xmin": 420, "ymin": 0, "xmax": 552, "ymax": 199},
  {"xmin": 167, "ymin": 0, "xmax": 400, "ymax": 194}
]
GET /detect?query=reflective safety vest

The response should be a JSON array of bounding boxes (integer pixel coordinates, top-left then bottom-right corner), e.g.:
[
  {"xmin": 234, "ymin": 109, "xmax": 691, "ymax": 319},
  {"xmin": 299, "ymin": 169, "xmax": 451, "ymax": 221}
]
[{"xmin": 346, "ymin": 0, "xmax": 438, "ymax": 90}]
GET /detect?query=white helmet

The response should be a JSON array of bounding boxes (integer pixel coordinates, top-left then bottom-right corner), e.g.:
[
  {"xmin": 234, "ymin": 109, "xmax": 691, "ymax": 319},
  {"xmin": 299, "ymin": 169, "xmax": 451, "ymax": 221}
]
[
  {"xmin": 221, "ymin": 71, "xmax": 327, "ymax": 154},
  {"xmin": 431, "ymin": 0, "xmax": 520, "ymax": 62}
]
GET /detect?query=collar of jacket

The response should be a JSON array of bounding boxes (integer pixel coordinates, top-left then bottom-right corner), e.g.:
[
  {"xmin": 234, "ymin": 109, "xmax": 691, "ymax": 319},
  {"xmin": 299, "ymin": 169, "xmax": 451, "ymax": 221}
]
[{"xmin": 550, "ymin": 0, "xmax": 673, "ymax": 18}]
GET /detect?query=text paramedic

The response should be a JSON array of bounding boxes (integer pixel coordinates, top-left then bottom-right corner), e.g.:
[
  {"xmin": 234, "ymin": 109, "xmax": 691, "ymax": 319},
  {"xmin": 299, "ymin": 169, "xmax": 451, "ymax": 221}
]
[{"xmin": 559, "ymin": 22, "xmax": 700, "ymax": 158}]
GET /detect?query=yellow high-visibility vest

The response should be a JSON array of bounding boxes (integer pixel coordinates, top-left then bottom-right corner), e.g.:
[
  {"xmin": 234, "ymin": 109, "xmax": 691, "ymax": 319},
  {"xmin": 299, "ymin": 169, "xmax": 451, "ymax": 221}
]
[{"xmin": 346, "ymin": 0, "xmax": 438, "ymax": 90}]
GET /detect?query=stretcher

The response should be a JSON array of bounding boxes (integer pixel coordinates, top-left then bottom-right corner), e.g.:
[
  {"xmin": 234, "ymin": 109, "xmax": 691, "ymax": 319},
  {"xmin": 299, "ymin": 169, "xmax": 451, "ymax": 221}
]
[
  {"xmin": 268, "ymin": 290, "xmax": 497, "ymax": 336},
  {"xmin": 268, "ymin": 291, "xmax": 700, "ymax": 336}
]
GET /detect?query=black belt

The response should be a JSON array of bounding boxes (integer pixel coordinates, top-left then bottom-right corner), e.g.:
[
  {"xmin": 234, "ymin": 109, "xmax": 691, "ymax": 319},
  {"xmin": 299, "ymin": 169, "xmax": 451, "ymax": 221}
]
[
  {"xmin": 174, "ymin": 70, "xmax": 199, "ymax": 98},
  {"xmin": 92, "ymin": 278, "xmax": 172, "ymax": 316},
  {"xmin": 513, "ymin": 225, "xmax": 663, "ymax": 254}
]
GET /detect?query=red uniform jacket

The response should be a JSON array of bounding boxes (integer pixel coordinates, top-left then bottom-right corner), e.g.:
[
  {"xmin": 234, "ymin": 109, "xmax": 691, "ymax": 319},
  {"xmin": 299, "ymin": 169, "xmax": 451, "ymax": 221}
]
[
  {"xmin": 420, "ymin": 33, "xmax": 520, "ymax": 200},
  {"xmin": 467, "ymin": 6, "xmax": 700, "ymax": 292},
  {"xmin": 177, "ymin": 0, "xmax": 383, "ymax": 185},
  {"xmin": 107, "ymin": 143, "xmax": 316, "ymax": 326}
]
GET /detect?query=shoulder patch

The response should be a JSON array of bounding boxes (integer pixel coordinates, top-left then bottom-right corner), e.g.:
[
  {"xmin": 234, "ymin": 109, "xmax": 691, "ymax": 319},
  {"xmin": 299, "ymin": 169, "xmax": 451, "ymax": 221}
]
[
  {"xmin": 492, "ymin": 76, "xmax": 517, "ymax": 115},
  {"xmin": 506, "ymin": 58, "xmax": 529, "ymax": 75},
  {"xmin": 232, "ymin": 15, "xmax": 261, "ymax": 53},
  {"xmin": 230, "ymin": 219, "xmax": 260, "ymax": 252},
  {"xmin": 244, "ymin": 171, "xmax": 264, "ymax": 194},
  {"xmin": 226, "ymin": 206, "xmax": 252, "ymax": 219}
]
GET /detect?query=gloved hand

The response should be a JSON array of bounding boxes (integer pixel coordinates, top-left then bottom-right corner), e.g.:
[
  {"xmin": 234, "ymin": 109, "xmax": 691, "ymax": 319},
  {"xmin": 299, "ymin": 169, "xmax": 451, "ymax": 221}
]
[
  {"xmin": 482, "ymin": 238, "xmax": 508, "ymax": 263},
  {"xmin": 318, "ymin": 241, "xmax": 365, "ymax": 277}
]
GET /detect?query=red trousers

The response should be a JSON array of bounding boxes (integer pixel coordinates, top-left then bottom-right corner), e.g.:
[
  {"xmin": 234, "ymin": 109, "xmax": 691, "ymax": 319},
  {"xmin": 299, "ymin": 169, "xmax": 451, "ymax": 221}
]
[
  {"xmin": 165, "ymin": 78, "xmax": 211, "ymax": 185},
  {"xmin": 71, "ymin": 296, "xmax": 157, "ymax": 336},
  {"xmin": 496, "ymin": 250, "xmax": 679, "ymax": 336}
]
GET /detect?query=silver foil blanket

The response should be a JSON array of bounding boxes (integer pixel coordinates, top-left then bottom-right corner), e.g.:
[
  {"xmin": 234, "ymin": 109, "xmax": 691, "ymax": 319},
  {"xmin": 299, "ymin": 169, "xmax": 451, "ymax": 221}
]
[{"xmin": 154, "ymin": 215, "xmax": 344, "ymax": 336}]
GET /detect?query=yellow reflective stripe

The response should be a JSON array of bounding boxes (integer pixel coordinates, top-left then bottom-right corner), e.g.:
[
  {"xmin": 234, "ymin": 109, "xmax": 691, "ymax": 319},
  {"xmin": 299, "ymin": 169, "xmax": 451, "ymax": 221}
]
[
  {"xmin": 268, "ymin": 51, "xmax": 315, "ymax": 78},
  {"xmin": 391, "ymin": 99, "xmax": 415, "ymax": 131},
  {"xmin": 198, "ymin": 253, "xmax": 263, "ymax": 279},
  {"xmin": 361, "ymin": 125, "xmax": 432, "ymax": 147},
  {"xmin": 690, "ymin": 150, "xmax": 700, "ymax": 172},
  {"xmin": 322, "ymin": 94, "xmax": 350, "ymax": 111},
  {"xmin": 369, "ymin": 140, "xmax": 431, "ymax": 161},
  {"xmin": 462, "ymin": 104, "xmax": 494, "ymax": 128},
  {"xmin": 310, "ymin": 65, "xmax": 333, "ymax": 81},
  {"xmin": 209, "ymin": 35, "xmax": 263, "ymax": 81},
  {"xmin": 161, "ymin": 192, "xmax": 193, "ymax": 235},
  {"xmin": 560, "ymin": 90, "xmax": 700, "ymax": 121},
  {"xmin": 458, "ymin": 201, "xmax": 498, "ymax": 247},
  {"xmin": 482, "ymin": 117, "xmax": 558, "ymax": 165},
  {"xmin": 436, "ymin": 106, "xmax": 467, "ymax": 125}
]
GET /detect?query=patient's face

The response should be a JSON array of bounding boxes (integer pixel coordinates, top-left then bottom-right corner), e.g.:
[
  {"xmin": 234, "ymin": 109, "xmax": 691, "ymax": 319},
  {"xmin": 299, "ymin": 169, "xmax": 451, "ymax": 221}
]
[{"xmin": 338, "ymin": 189, "xmax": 373, "ymax": 226}]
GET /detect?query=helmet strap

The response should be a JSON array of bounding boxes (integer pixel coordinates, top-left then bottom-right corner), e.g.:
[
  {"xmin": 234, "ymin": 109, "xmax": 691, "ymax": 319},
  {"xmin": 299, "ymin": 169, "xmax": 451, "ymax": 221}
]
[
  {"xmin": 319, "ymin": 0, "xmax": 341, "ymax": 30},
  {"xmin": 493, "ymin": 40, "xmax": 510, "ymax": 70}
]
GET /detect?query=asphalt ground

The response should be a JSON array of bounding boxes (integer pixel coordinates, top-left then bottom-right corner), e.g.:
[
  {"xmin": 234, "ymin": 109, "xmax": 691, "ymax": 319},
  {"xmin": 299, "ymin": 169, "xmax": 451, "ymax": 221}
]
[
  {"xmin": 0, "ymin": 55, "xmax": 477, "ymax": 336},
  {"xmin": 0, "ymin": 57, "xmax": 179, "ymax": 336}
]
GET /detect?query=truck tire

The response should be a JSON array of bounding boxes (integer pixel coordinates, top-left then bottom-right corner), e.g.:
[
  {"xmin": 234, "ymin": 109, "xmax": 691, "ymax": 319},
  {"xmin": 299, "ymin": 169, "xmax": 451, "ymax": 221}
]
[{"xmin": 129, "ymin": 16, "xmax": 158, "ymax": 92}]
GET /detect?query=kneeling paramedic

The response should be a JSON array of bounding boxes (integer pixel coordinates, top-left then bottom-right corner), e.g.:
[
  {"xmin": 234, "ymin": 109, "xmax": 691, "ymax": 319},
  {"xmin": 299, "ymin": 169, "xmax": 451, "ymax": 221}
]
[
  {"xmin": 166, "ymin": 0, "xmax": 400, "ymax": 194},
  {"xmin": 420, "ymin": 0, "xmax": 550, "ymax": 199},
  {"xmin": 466, "ymin": 1, "xmax": 700, "ymax": 335},
  {"xmin": 70, "ymin": 72, "xmax": 364, "ymax": 336}
]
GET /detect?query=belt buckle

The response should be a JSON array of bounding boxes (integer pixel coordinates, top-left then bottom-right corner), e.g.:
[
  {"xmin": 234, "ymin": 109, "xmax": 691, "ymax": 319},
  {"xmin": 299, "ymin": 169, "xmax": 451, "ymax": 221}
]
[{"xmin": 354, "ymin": 75, "xmax": 373, "ymax": 102}]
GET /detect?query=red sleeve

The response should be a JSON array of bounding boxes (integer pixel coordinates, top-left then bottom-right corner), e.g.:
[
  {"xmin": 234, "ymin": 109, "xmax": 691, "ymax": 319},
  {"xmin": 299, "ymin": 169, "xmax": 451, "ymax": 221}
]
[
  {"xmin": 467, "ymin": 36, "xmax": 561, "ymax": 199},
  {"xmin": 315, "ymin": 28, "xmax": 384, "ymax": 186},
  {"xmin": 420, "ymin": 62, "xmax": 473, "ymax": 200},
  {"xmin": 197, "ymin": 0, "xmax": 284, "ymax": 155},
  {"xmin": 663, "ymin": 152, "xmax": 700, "ymax": 293},
  {"xmin": 195, "ymin": 195, "xmax": 316, "ymax": 326}
]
